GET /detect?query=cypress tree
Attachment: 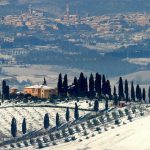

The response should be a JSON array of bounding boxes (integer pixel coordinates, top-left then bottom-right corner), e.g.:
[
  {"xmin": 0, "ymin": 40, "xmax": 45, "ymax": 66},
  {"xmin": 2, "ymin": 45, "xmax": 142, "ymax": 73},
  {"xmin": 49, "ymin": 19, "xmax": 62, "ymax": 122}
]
[
  {"xmin": 102, "ymin": 75, "xmax": 106, "ymax": 95},
  {"xmin": 125, "ymin": 79, "xmax": 129, "ymax": 103},
  {"xmin": 139, "ymin": 87, "xmax": 142, "ymax": 102},
  {"xmin": 2, "ymin": 80, "xmax": 6, "ymax": 99},
  {"xmin": 63, "ymin": 74, "xmax": 68, "ymax": 96},
  {"xmin": 11, "ymin": 117, "xmax": 17, "ymax": 137},
  {"xmin": 74, "ymin": 103, "xmax": 79, "ymax": 120},
  {"xmin": 65, "ymin": 107, "xmax": 70, "ymax": 122},
  {"xmin": 89, "ymin": 73, "xmax": 95, "ymax": 97},
  {"xmin": 148, "ymin": 86, "xmax": 150, "ymax": 103},
  {"xmin": 105, "ymin": 80, "xmax": 111, "ymax": 97},
  {"xmin": 136, "ymin": 84, "xmax": 140, "ymax": 101},
  {"xmin": 42, "ymin": 77, "xmax": 47, "ymax": 85},
  {"xmin": 113, "ymin": 86, "xmax": 118, "ymax": 106},
  {"xmin": 22, "ymin": 118, "xmax": 27, "ymax": 134},
  {"xmin": 143, "ymin": 88, "xmax": 146, "ymax": 102},
  {"xmin": 44, "ymin": 113, "xmax": 50, "ymax": 129},
  {"xmin": 118, "ymin": 77, "xmax": 124, "ymax": 100},
  {"xmin": 94, "ymin": 100, "xmax": 99, "ymax": 112},
  {"xmin": 105, "ymin": 99, "xmax": 109, "ymax": 111},
  {"xmin": 131, "ymin": 81, "xmax": 135, "ymax": 101},
  {"xmin": 57, "ymin": 73, "xmax": 63, "ymax": 96},
  {"xmin": 73, "ymin": 77, "xmax": 78, "ymax": 96},
  {"xmin": 84, "ymin": 77, "xmax": 88, "ymax": 95},
  {"xmin": 56, "ymin": 113, "xmax": 60, "ymax": 127},
  {"xmin": 95, "ymin": 73, "xmax": 101, "ymax": 96},
  {"xmin": 78, "ymin": 72, "xmax": 85, "ymax": 96}
]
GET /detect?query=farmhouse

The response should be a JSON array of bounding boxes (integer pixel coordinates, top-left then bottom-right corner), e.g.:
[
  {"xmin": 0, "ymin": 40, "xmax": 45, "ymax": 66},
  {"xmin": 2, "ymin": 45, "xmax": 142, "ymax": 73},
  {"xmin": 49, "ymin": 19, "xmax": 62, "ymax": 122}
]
[{"xmin": 24, "ymin": 85, "xmax": 57, "ymax": 99}]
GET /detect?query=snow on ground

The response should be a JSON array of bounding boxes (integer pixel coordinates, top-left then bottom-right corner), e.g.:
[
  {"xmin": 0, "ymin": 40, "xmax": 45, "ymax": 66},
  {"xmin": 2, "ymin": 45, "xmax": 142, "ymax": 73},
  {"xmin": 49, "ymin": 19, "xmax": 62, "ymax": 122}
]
[
  {"xmin": 24, "ymin": 115, "xmax": 150, "ymax": 150},
  {"xmin": 0, "ymin": 106, "xmax": 86, "ymax": 139}
]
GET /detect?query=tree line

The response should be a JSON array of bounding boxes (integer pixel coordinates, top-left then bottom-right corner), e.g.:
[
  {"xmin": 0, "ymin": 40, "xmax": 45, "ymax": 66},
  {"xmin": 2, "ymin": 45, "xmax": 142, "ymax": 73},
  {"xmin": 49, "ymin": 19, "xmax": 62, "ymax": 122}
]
[{"xmin": 57, "ymin": 72, "xmax": 150, "ymax": 104}]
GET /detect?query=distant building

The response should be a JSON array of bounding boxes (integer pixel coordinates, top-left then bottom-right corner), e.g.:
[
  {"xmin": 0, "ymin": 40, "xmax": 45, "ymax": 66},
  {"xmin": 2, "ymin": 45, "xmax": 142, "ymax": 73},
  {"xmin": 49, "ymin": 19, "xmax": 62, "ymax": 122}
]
[
  {"xmin": 24, "ymin": 85, "xmax": 57, "ymax": 99},
  {"xmin": 10, "ymin": 87, "xmax": 18, "ymax": 94}
]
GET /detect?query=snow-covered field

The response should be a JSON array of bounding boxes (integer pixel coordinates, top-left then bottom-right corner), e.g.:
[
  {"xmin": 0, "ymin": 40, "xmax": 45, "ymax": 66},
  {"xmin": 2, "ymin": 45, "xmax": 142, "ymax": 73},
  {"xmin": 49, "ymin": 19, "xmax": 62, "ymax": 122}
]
[
  {"xmin": 0, "ymin": 106, "xmax": 86, "ymax": 139},
  {"xmin": 40, "ymin": 115, "xmax": 150, "ymax": 150}
]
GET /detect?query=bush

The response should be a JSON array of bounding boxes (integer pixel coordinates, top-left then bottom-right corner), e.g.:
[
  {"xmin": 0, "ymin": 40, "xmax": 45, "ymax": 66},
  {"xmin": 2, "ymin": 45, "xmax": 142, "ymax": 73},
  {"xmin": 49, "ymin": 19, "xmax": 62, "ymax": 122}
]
[
  {"xmin": 95, "ymin": 127, "xmax": 101, "ymax": 131},
  {"xmin": 128, "ymin": 115, "xmax": 133, "ymax": 121},
  {"xmin": 62, "ymin": 129, "xmax": 68, "ymax": 137},
  {"xmin": 65, "ymin": 138, "xmax": 70, "ymax": 142},
  {"xmin": 43, "ymin": 136, "xmax": 49, "ymax": 143},
  {"xmin": 23, "ymin": 141, "xmax": 28, "ymax": 147},
  {"xmin": 83, "ymin": 130, "xmax": 89, "ymax": 136},
  {"xmin": 55, "ymin": 132, "xmax": 61, "ymax": 139},
  {"xmin": 115, "ymin": 119, "xmax": 121, "ymax": 125},
  {"xmin": 71, "ymin": 136, "xmax": 76, "ymax": 141},
  {"xmin": 93, "ymin": 119, "xmax": 99, "ymax": 126},
  {"xmin": 118, "ymin": 110, "xmax": 124, "ymax": 117},
  {"xmin": 125, "ymin": 109, "xmax": 129, "ymax": 115},
  {"xmin": 49, "ymin": 134, "xmax": 55, "ymax": 141},
  {"xmin": 75, "ymin": 126, "xmax": 81, "ymax": 132},
  {"xmin": 86, "ymin": 136, "xmax": 89, "ymax": 139},
  {"xmin": 16, "ymin": 143, "xmax": 21, "ymax": 148},
  {"xmin": 30, "ymin": 139, "xmax": 35, "ymax": 145},
  {"xmin": 79, "ymin": 139, "xmax": 83, "ymax": 142},
  {"xmin": 68, "ymin": 128, "xmax": 74, "ymax": 135},
  {"xmin": 87, "ymin": 120, "xmax": 93, "ymax": 128},
  {"xmin": 52, "ymin": 142, "xmax": 57, "ymax": 145},
  {"xmin": 81, "ymin": 123, "xmax": 86, "ymax": 130},
  {"xmin": 38, "ymin": 141, "xmax": 44, "ymax": 149},
  {"xmin": 99, "ymin": 116, "xmax": 106, "ymax": 124},
  {"xmin": 10, "ymin": 144, "xmax": 15, "ymax": 148}
]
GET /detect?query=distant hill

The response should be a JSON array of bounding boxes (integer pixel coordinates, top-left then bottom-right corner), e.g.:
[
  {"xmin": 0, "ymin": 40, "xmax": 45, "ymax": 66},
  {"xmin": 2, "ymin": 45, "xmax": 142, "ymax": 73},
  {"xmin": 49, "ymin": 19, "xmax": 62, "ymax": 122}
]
[{"xmin": 1, "ymin": 0, "xmax": 150, "ymax": 17}]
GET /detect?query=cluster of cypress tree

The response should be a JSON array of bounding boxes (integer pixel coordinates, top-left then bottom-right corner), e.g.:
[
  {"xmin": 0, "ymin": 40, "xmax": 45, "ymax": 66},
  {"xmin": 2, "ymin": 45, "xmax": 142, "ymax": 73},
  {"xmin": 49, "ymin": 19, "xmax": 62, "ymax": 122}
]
[
  {"xmin": 11, "ymin": 118, "xmax": 26, "ymax": 137},
  {"xmin": 57, "ymin": 74, "xmax": 68, "ymax": 97},
  {"xmin": 116, "ymin": 77, "xmax": 148, "ymax": 103},
  {"xmin": 57, "ymin": 72, "xmax": 111, "ymax": 98}
]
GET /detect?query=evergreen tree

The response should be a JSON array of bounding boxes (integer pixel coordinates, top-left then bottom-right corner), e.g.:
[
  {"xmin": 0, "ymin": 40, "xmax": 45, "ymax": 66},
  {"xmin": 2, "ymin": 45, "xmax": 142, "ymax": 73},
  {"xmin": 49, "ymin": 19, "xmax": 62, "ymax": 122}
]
[
  {"xmin": 65, "ymin": 107, "xmax": 70, "ymax": 122},
  {"xmin": 136, "ymin": 84, "xmax": 140, "ymax": 101},
  {"xmin": 73, "ymin": 77, "xmax": 78, "ymax": 96},
  {"xmin": 74, "ymin": 103, "xmax": 79, "ymax": 120},
  {"xmin": 105, "ymin": 80, "xmax": 111, "ymax": 97},
  {"xmin": 142, "ymin": 88, "xmax": 146, "ymax": 102},
  {"xmin": 113, "ymin": 86, "xmax": 118, "ymax": 106},
  {"xmin": 22, "ymin": 118, "xmax": 27, "ymax": 134},
  {"xmin": 56, "ymin": 113, "xmax": 60, "ymax": 127},
  {"xmin": 78, "ymin": 72, "xmax": 86, "ymax": 96},
  {"xmin": 125, "ymin": 79, "xmax": 129, "ymax": 103},
  {"xmin": 139, "ymin": 87, "xmax": 142, "ymax": 102},
  {"xmin": 2, "ymin": 80, "xmax": 9, "ymax": 100},
  {"xmin": 94, "ymin": 100, "xmax": 99, "ymax": 112},
  {"xmin": 95, "ymin": 73, "xmax": 101, "ymax": 96},
  {"xmin": 42, "ymin": 77, "xmax": 47, "ymax": 85},
  {"xmin": 63, "ymin": 74, "xmax": 68, "ymax": 96},
  {"xmin": 44, "ymin": 113, "xmax": 50, "ymax": 129},
  {"xmin": 118, "ymin": 77, "xmax": 124, "ymax": 100},
  {"xmin": 57, "ymin": 73, "xmax": 63, "ymax": 96},
  {"xmin": 148, "ymin": 86, "xmax": 150, "ymax": 103},
  {"xmin": 89, "ymin": 73, "xmax": 95, "ymax": 97},
  {"xmin": 11, "ymin": 117, "xmax": 17, "ymax": 137},
  {"xmin": 102, "ymin": 75, "xmax": 106, "ymax": 94},
  {"xmin": 84, "ymin": 77, "xmax": 88, "ymax": 95},
  {"xmin": 105, "ymin": 99, "xmax": 109, "ymax": 111},
  {"xmin": 131, "ymin": 81, "xmax": 135, "ymax": 101}
]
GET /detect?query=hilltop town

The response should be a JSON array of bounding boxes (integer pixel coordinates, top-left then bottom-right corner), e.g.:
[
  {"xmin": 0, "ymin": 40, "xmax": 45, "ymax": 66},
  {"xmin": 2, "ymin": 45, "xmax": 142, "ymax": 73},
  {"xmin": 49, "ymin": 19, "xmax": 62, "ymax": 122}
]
[{"xmin": 0, "ymin": 4, "xmax": 150, "ymax": 66}]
